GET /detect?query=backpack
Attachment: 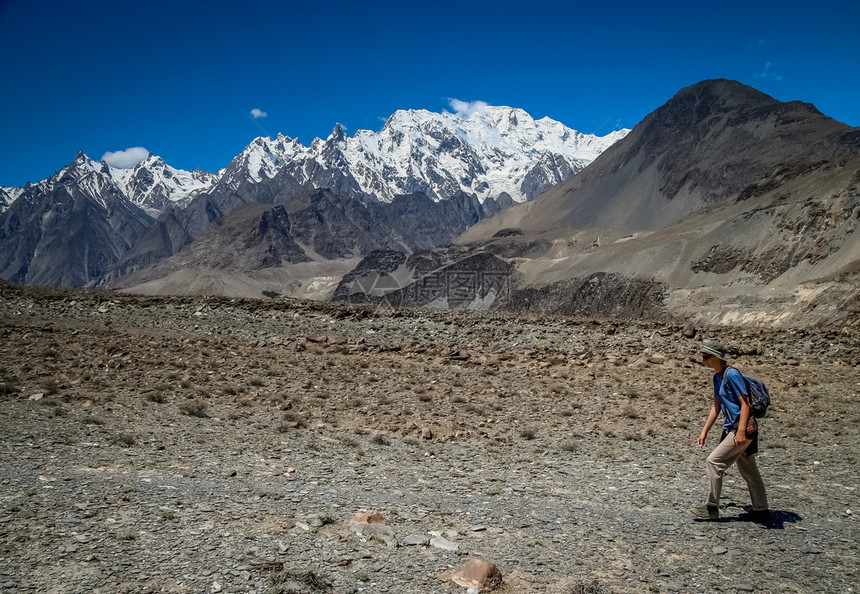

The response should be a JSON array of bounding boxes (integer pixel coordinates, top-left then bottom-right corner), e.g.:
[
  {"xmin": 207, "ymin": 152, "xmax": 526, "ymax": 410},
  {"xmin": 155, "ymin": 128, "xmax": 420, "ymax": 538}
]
[{"xmin": 729, "ymin": 367, "xmax": 771, "ymax": 418}]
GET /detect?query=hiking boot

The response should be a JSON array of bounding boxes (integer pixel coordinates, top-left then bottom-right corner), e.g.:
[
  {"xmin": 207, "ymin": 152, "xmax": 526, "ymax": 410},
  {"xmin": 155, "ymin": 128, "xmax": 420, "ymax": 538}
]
[{"xmin": 691, "ymin": 505, "xmax": 720, "ymax": 521}]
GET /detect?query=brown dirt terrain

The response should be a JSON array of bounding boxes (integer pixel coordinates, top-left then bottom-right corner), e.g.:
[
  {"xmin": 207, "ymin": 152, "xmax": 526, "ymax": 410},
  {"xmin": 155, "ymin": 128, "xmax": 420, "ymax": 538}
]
[{"xmin": 1, "ymin": 284, "xmax": 858, "ymax": 593}]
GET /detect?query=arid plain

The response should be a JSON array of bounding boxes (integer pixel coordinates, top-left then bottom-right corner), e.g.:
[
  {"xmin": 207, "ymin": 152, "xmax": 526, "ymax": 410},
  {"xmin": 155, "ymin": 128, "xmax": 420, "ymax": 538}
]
[{"xmin": 1, "ymin": 284, "xmax": 858, "ymax": 593}]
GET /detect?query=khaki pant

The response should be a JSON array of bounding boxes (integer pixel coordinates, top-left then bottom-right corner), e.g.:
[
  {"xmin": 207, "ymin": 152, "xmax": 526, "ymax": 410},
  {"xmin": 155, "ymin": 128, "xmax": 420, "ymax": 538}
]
[{"xmin": 706, "ymin": 432, "xmax": 769, "ymax": 511}]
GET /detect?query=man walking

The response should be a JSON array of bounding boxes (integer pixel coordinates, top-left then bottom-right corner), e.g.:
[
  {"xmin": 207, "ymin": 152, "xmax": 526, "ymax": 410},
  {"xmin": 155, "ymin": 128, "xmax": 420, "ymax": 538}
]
[{"xmin": 694, "ymin": 339, "xmax": 769, "ymax": 521}]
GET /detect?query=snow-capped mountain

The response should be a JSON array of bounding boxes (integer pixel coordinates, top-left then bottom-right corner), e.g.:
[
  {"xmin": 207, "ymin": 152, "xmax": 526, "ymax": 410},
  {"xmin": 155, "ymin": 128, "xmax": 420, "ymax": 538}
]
[
  {"xmin": 335, "ymin": 80, "xmax": 860, "ymax": 326},
  {"xmin": 224, "ymin": 106, "xmax": 628, "ymax": 204},
  {"xmin": 22, "ymin": 151, "xmax": 121, "ymax": 209},
  {"xmin": 1, "ymin": 105, "xmax": 625, "ymax": 216},
  {"xmin": 0, "ymin": 152, "xmax": 153, "ymax": 287},
  {"xmin": 0, "ymin": 187, "xmax": 23, "ymax": 213},
  {"xmin": 0, "ymin": 151, "xmax": 217, "ymax": 217},
  {"xmin": 0, "ymin": 103, "xmax": 627, "ymax": 289},
  {"xmin": 108, "ymin": 154, "xmax": 218, "ymax": 216}
]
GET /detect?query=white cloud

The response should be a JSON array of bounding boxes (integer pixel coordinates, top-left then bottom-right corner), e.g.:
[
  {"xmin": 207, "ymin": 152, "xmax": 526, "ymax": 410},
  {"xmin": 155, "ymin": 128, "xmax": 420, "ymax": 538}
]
[
  {"xmin": 755, "ymin": 62, "xmax": 784, "ymax": 81},
  {"xmin": 447, "ymin": 98, "xmax": 489, "ymax": 118},
  {"xmin": 251, "ymin": 108, "xmax": 268, "ymax": 119},
  {"xmin": 101, "ymin": 147, "xmax": 149, "ymax": 168}
]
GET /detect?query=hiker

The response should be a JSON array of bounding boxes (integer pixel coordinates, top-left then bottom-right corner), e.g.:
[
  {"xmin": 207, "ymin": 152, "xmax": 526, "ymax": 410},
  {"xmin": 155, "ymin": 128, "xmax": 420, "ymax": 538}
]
[{"xmin": 694, "ymin": 339, "xmax": 769, "ymax": 521}]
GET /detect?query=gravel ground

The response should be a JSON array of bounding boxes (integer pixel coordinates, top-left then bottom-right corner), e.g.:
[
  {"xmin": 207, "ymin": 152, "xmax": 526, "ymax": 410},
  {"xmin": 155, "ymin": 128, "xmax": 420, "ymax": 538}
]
[{"xmin": 0, "ymin": 285, "xmax": 858, "ymax": 593}]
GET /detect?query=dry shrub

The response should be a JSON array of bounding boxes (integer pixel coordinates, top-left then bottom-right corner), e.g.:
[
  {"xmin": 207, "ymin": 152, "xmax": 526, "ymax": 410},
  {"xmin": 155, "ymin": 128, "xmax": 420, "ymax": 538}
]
[
  {"xmin": 278, "ymin": 412, "xmax": 307, "ymax": 431},
  {"xmin": 112, "ymin": 432, "xmax": 137, "ymax": 447},
  {"xmin": 0, "ymin": 368, "xmax": 21, "ymax": 396},
  {"xmin": 268, "ymin": 566, "xmax": 333, "ymax": 593},
  {"xmin": 561, "ymin": 580, "xmax": 610, "ymax": 594},
  {"xmin": 622, "ymin": 404, "xmax": 640, "ymax": 419},
  {"xmin": 465, "ymin": 403, "xmax": 485, "ymax": 415},
  {"xmin": 179, "ymin": 400, "xmax": 208, "ymax": 418},
  {"xmin": 371, "ymin": 433, "xmax": 390, "ymax": 446},
  {"xmin": 147, "ymin": 390, "xmax": 167, "ymax": 403}
]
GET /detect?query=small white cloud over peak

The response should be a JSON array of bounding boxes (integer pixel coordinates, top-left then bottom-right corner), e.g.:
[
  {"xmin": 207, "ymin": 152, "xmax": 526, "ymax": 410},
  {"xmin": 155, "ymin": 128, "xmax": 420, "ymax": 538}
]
[
  {"xmin": 447, "ymin": 98, "xmax": 489, "ymax": 118},
  {"xmin": 755, "ymin": 62, "xmax": 784, "ymax": 81},
  {"xmin": 251, "ymin": 108, "xmax": 268, "ymax": 119},
  {"xmin": 101, "ymin": 147, "xmax": 149, "ymax": 169}
]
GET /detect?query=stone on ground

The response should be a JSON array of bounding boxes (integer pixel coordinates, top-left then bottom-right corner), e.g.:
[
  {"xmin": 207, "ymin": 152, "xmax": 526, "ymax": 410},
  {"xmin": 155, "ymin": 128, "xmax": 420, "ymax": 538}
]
[{"xmin": 451, "ymin": 557, "xmax": 502, "ymax": 591}]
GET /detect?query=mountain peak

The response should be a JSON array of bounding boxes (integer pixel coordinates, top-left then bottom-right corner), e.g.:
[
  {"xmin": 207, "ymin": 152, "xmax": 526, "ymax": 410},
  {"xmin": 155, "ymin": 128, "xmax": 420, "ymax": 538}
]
[
  {"xmin": 472, "ymin": 77, "xmax": 857, "ymax": 238},
  {"xmin": 65, "ymin": 151, "xmax": 102, "ymax": 175},
  {"xmin": 220, "ymin": 104, "xmax": 627, "ymax": 204},
  {"xmin": 637, "ymin": 78, "xmax": 847, "ymax": 148},
  {"xmin": 137, "ymin": 153, "xmax": 163, "ymax": 168},
  {"xmin": 647, "ymin": 79, "xmax": 785, "ymax": 129},
  {"xmin": 329, "ymin": 123, "xmax": 347, "ymax": 142}
]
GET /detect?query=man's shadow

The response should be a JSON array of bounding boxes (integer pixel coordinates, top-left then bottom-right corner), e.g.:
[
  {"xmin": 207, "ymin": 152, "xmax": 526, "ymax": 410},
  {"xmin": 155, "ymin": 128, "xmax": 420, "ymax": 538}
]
[
  {"xmin": 728, "ymin": 507, "xmax": 803, "ymax": 529},
  {"xmin": 694, "ymin": 505, "xmax": 802, "ymax": 529}
]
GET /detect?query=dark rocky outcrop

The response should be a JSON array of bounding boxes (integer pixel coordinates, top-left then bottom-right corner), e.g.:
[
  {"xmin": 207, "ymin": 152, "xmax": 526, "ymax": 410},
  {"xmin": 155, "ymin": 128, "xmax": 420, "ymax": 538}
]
[
  {"xmin": 506, "ymin": 273, "xmax": 668, "ymax": 319},
  {"xmin": 332, "ymin": 250, "xmax": 408, "ymax": 303},
  {"xmin": 334, "ymin": 249, "xmax": 515, "ymax": 310}
]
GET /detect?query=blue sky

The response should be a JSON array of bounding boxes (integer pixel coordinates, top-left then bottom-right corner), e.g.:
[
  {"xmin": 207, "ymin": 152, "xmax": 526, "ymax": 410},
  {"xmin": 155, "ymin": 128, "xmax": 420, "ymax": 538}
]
[{"xmin": 1, "ymin": 0, "xmax": 858, "ymax": 187}]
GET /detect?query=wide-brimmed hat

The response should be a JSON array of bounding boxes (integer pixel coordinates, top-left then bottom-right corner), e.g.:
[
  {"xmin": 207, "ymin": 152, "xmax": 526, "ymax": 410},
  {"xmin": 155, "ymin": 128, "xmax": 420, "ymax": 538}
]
[{"xmin": 700, "ymin": 339, "xmax": 728, "ymax": 361}]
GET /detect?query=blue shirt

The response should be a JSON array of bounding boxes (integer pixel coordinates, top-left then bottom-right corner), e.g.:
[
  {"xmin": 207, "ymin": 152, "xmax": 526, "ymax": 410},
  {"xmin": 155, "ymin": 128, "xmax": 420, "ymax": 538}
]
[{"xmin": 713, "ymin": 368, "xmax": 748, "ymax": 431}]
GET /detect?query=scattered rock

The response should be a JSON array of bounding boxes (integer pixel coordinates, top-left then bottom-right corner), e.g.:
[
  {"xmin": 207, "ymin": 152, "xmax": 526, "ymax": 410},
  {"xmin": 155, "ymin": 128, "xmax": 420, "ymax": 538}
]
[
  {"xmin": 451, "ymin": 557, "xmax": 502, "ymax": 591},
  {"xmin": 350, "ymin": 522, "xmax": 396, "ymax": 548},
  {"xmin": 352, "ymin": 510, "xmax": 385, "ymax": 524},
  {"xmin": 430, "ymin": 535, "xmax": 458, "ymax": 551},
  {"xmin": 403, "ymin": 534, "xmax": 429, "ymax": 546},
  {"xmin": 0, "ymin": 285, "xmax": 856, "ymax": 594}
]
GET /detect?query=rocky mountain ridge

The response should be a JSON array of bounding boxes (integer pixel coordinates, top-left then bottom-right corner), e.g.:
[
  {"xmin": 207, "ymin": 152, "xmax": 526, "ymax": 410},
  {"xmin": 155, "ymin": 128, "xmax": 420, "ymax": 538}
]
[
  {"xmin": 337, "ymin": 80, "xmax": 860, "ymax": 328},
  {"xmin": 463, "ymin": 79, "xmax": 859, "ymax": 236},
  {"xmin": 0, "ymin": 152, "xmax": 217, "ymax": 218},
  {"xmin": 223, "ymin": 106, "xmax": 627, "ymax": 205},
  {"xmin": 3, "ymin": 80, "xmax": 857, "ymax": 329},
  {"xmin": 0, "ymin": 106, "xmax": 626, "ymax": 215},
  {"xmin": 0, "ymin": 105, "xmax": 624, "ymax": 291},
  {"xmin": 0, "ymin": 152, "xmax": 154, "ymax": 287},
  {"xmin": 106, "ymin": 190, "xmax": 504, "ymax": 298},
  {"xmin": 108, "ymin": 153, "xmax": 219, "ymax": 216}
]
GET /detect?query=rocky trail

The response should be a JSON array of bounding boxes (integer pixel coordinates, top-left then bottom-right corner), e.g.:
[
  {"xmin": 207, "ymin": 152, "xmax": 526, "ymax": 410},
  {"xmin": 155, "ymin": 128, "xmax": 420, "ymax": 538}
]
[{"xmin": 0, "ymin": 285, "xmax": 858, "ymax": 593}]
